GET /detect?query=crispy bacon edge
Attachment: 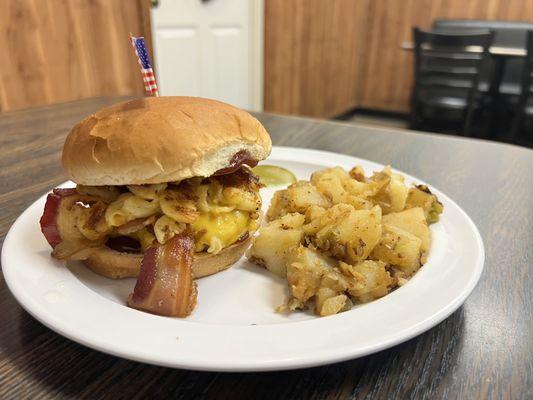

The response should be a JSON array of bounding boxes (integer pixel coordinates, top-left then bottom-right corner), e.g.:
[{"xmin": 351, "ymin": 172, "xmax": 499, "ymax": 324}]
[
  {"xmin": 128, "ymin": 232, "xmax": 198, "ymax": 317},
  {"xmin": 39, "ymin": 188, "xmax": 78, "ymax": 248}
]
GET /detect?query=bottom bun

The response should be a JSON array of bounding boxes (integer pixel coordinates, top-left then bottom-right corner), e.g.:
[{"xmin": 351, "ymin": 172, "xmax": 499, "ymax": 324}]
[{"xmin": 84, "ymin": 236, "xmax": 252, "ymax": 279}]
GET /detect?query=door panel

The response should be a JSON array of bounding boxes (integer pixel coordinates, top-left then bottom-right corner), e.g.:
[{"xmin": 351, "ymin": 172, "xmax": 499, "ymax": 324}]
[
  {"xmin": 151, "ymin": 0, "xmax": 258, "ymax": 110},
  {"xmin": 154, "ymin": 28, "xmax": 200, "ymax": 95},
  {"xmin": 209, "ymin": 26, "xmax": 248, "ymax": 105}
]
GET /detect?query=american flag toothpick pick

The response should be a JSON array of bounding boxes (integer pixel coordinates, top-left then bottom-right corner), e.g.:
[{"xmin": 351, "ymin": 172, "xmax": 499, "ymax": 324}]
[{"xmin": 130, "ymin": 35, "xmax": 159, "ymax": 96}]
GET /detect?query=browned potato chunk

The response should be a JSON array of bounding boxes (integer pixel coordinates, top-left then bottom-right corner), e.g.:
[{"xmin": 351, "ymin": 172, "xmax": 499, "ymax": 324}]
[
  {"xmin": 315, "ymin": 289, "xmax": 348, "ymax": 316},
  {"xmin": 266, "ymin": 190, "xmax": 291, "ymax": 221},
  {"xmin": 286, "ymin": 246, "xmax": 337, "ymax": 303},
  {"xmin": 382, "ymin": 207, "xmax": 430, "ymax": 253},
  {"xmin": 371, "ymin": 170, "xmax": 408, "ymax": 214},
  {"xmin": 267, "ymin": 182, "xmax": 330, "ymax": 220},
  {"xmin": 405, "ymin": 185, "xmax": 443, "ymax": 223},
  {"xmin": 311, "ymin": 204, "xmax": 382, "ymax": 264},
  {"xmin": 340, "ymin": 260, "xmax": 393, "ymax": 303},
  {"xmin": 287, "ymin": 182, "xmax": 330, "ymax": 212},
  {"xmin": 248, "ymin": 213, "xmax": 305, "ymax": 277},
  {"xmin": 305, "ymin": 205, "xmax": 326, "ymax": 223},
  {"xmin": 311, "ymin": 167, "xmax": 377, "ymax": 205},
  {"xmin": 311, "ymin": 167, "xmax": 349, "ymax": 204},
  {"xmin": 370, "ymin": 224, "xmax": 422, "ymax": 276}
]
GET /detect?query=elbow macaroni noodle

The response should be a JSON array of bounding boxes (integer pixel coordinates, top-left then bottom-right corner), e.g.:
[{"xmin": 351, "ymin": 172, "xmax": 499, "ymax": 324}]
[{"xmin": 96, "ymin": 177, "xmax": 261, "ymax": 254}]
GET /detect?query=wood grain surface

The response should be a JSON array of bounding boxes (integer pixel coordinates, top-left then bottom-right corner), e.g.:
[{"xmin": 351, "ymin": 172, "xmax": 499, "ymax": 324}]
[
  {"xmin": 264, "ymin": 0, "xmax": 533, "ymax": 116},
  {"xmin": 360, "ymin": 0, "xmax": 533, "ymax": 113},
  {"xmin": 0, "ymin": 1, "xmax": 152, "ymax": 112},
  {"xmin": 1, "ymin": 97, "xmax": 532, "ymax": 399},
  {"xmin": 264, "ymin": 0, "xmax": 369, "ymax": 118}
]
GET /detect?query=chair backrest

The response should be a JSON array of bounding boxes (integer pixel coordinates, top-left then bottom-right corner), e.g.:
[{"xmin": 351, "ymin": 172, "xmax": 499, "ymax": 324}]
[
  {"xmin": 433, "ymin": 19, "xmax": 533, "ymax": 46},
  {"xmin": 411, "ymin": 28, "xmax": 493, "ymax": 136},
  {"xmin": 432, "ymin": 19, "xmax": 533, "ymax": 93},
  {"xmin": 511, "ymin": 30, "xmax": 533, "ymax": 141},
  {"xmin": 520, "ymin": 31, "xmax": 533, "ymax": 98}
]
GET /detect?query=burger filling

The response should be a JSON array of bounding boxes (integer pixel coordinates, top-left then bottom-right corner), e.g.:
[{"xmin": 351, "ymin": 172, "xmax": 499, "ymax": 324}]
[{"xmin": 40, "ymin": 167, "xmax": 262, "ymax": 261}]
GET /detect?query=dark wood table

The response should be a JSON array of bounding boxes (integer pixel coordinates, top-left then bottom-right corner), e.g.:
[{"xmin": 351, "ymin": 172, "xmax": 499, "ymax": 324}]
[{"xmin": 1, "ymin": 97, "xmax": 532, "ymax": 399}]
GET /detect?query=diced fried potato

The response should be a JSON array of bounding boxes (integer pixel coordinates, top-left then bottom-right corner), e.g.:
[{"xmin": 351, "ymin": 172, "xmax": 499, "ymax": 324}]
[
  {"xmin": 267, "ymin": 182, "xmax": 330, "ymax": 220},
  {"xmin": 388, "ymin": 175, "xmax": 409, "ymax": 212},
  {"xmin": 341, "ymin": 194, "xmax": 374, "ymax": 210},
  {"xmin": 311, "ymin": 167, "xmax": 378, "ymax": 207},
  {"xmin": 313, "ymin": 204, "xmax": 382, "ymax": 264},
  {"xmin": 248, "ymin": 213, "xmax": 305, "ymax": 277},
  {"xmin": 340, "ymin": 260, "xmax": 393, "ymax": 302},
  {"xmin": 370, "ymin": 224, "xmax": 422, "ymax": 276},
  {"xmin": 266, "ymin": 189, "xmax": 291, "ymax": 221},
  {"xmin": 289, "ymin": 182, "xmax": 330, "ymax": 211},
  {"xmin": 316, "ymin": 290, "xmax": 348, "ymax": 316},
  {"xmin": 314, "ymin": 268, "xmax": 350, "ymax": 315},
  {"xmin": 311, "ymin": 167, "xmax": 349, "ymax": 203},
  {"xmin": 305, "ymin": 205, "xmax": 326, "ymax": 223},
  {"xmin": 371, "ymin": 171, "xmax": 408, "ymax": 214},
  {"xmin": 286, "ymin": 246, "xmax": 337, "ymax": 302},
  {"xmin": 344, "ymin": 177, "xmax": 382, "ymax": 198},
  {"xmin": 320, "ymin": 269, "xmax": 349, "ymax": 292},
  {"xmin": 349, "ymin": 165, "xmax": 366, "ymax": 181},
  {"xmin": 405, "ymin": 185, "xmax": 443, "ymax": 223},
  {"xmin": 382, "ymin": 207, "xmax": 430, "ymax": 253}
]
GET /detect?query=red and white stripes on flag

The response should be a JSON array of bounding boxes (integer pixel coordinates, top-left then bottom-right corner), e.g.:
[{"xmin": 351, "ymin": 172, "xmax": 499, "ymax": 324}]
[{"xmin": 130, "ymin": 35, "xmax": 159, "ymax": 96}]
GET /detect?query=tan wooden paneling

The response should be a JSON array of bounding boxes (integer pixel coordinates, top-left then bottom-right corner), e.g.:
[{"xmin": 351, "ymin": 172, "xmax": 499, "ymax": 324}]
[
  {"xmin": 265, "ymin": 0, "xmax": 533, "ymax": 116},
  {"xmin": 360, "ymin": 0, "xmax": 533, "ymax": 112},
  {"xmin": 264, "ymin": 0, "xmax": 369, "ymax": 118},
  {"xmin": 0, "ymin": 0, "xmax": 152, "ymax": 111}
]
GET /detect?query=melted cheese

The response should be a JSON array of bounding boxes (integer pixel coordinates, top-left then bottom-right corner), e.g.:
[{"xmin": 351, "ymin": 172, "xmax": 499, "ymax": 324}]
[
  {"xmin": 92, "ymin": 179, "xmax": 261, "ymax": 253},
  {"xmin": 192, "ymin": 210, "xmax": 250, "ymax": 253}
]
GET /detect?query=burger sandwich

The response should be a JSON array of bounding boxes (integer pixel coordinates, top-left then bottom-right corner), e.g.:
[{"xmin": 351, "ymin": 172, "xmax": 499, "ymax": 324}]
[{"xmin": 40, "ymin": 96, "xmax": 272, "ymax": 317}]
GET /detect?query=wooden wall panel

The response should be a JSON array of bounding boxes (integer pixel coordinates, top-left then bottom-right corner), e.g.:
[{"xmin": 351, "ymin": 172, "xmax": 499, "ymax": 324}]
[
  {"xmin": 360, "ymin": 0, "xmax": 533, "ymax": 113},
  {"xmin": 0, "ymin": 0, "xmax": 152, "ymax": 111},
  {"xmin": 264, "ymin": 0, "xmax": 369, "ymax": 118},
  {"xmin": 265, "ymin": 0, "xmax": 533, "ymax": 116}
]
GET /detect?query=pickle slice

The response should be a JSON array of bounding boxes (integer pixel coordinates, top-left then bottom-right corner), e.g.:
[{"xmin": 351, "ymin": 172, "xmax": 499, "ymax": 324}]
[{"xmin": 252, "ymin": 165, "xmax": 297, "ymax": 187}]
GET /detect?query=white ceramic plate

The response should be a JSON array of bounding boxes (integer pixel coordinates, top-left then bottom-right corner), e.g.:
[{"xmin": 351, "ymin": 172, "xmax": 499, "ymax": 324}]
[{"xmin": 2, "ymin": 147, "xmax": 484, "ymax": 372}]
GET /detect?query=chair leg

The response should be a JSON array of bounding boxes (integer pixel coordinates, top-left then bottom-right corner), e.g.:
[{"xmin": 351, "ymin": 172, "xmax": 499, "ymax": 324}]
[
  {"xmin": 510, "ymin": 113, "xmax": 523, "ymax": 144},
  {"xmin": 409, "ymin": 99, "xmax": 421, "ymax": 130},
  {"xmin": 409, "ymin": 113, "xmax": 419, "ymax": 130},
  {"xmin": 463, "ymin": 109, "xmax": 473, "ymax": 137}
]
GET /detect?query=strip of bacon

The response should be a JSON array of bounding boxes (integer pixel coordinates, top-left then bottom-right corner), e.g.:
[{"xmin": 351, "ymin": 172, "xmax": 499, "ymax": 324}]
[
  {"xmin": 128, "ymin": 233, "xmax": 198, "ymax": 317},
  {"xmin": 40, "ymin": 188, "xmax": 78, "ymax": 247}
]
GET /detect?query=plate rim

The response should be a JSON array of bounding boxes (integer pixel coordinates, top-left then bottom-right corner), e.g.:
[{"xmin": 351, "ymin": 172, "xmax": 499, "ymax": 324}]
[{"xmin": 1, "ymin": 146, "xmax": 485, "ymax": 371}]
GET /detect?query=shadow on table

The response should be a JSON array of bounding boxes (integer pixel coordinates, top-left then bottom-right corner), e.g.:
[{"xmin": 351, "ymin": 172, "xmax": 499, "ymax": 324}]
[{"xmin": 7, "ymin": 307, "xmax": 465, "ymax": 399}]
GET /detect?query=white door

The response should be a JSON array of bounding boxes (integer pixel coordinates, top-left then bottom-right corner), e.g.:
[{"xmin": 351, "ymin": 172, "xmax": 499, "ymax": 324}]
[{"xmin": 151, "ymin": 0, "xmax": 263, "ymax": 111}]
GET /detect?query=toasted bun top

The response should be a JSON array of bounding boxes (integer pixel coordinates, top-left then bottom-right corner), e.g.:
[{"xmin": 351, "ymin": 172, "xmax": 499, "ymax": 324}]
[{"xmin": 62, "ymin": 96, "xmax": 272, "ymax": 185}]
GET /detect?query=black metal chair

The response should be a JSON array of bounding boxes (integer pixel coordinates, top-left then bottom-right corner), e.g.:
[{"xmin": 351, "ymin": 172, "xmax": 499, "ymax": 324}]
[
  {"xmin": 432, "ymin": 19, "xmax": 533, "ymax": 96},
  {"xmin": 510, "ymin": 31, "xmax": 533, "ymax": 147},
  {"xmin": 410, "ymin": 28, "xmax": 494, "ymax": 137}
]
